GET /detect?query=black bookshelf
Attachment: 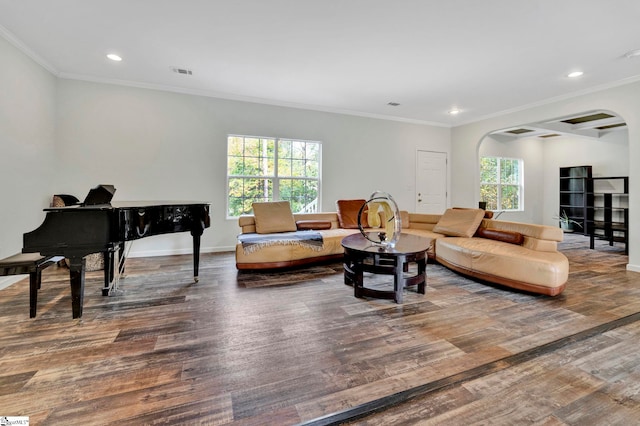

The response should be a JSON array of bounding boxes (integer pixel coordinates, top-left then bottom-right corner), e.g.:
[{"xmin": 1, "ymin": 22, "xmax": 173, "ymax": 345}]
[
  {"xmin": 588, "ymin": 176, "xmax": 628, "ymax": 254},
  {"xmin": 559, "ymin": 166, "xmax": 593, "ymax": 235}
]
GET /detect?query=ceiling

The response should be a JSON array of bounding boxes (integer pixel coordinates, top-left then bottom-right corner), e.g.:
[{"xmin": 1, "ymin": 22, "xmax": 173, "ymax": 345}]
[{"xmin": 1, "ymin": 0, "xmax": 640, "ymax": 127}]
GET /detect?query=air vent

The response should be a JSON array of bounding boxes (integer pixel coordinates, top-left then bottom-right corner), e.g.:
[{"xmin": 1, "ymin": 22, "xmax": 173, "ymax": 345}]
[
  {"xmin": 561, "ymin": 113, "xmax": 614, "ymax": 124},
  {"xmin": 506, "ymin": 128, "xmax": 534, "ymax": 135},
  {"xmin": 172, "ymin": 67, "xmax": 193, "ymax": 76},
  {"xmin": 387, "ymin": 102, "xmax": 400, "ymax": 106},
  {"xmin": 595, "ymin": 122, "xmax": 627, "ymax": 130},
  {"xmin": 539, "ymin": 133, "xmax": 561, "ymax": 138}
]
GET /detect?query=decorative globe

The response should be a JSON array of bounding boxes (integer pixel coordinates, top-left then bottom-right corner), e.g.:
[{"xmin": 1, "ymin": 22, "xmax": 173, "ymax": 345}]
[{"xmin": 357, "ymin": 191, "xmax": 402, "ymax": 248}]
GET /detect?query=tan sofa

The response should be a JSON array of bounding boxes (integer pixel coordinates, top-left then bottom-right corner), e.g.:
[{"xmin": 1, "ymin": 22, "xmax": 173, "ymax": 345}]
[{"xmin": 235, "ymin": 208, "xmax": 569, "ymax": 296}]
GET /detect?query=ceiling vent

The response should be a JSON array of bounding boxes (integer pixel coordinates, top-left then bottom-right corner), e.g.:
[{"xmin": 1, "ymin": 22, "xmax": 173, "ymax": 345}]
[
  {"xmin": 561, "ymin": 112, "xmax": 614, "ymax": 124},
  {"xmin": 594, "ymin": 122, "xmax": 627, "ymax": 130},
  {"xmin": 172, "ymin": 67, "xmax": 193, "ymax": 76},
  {"xmin": 506, "ymin": 128, "xmax": 534, "ymax": 135},
  {"xmin": 539, "ymin": 133, "xmax": 561, "ymax": 138}
]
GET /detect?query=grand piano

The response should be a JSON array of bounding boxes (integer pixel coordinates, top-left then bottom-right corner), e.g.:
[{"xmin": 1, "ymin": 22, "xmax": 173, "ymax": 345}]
[{"xmin": 22, "ymin": 185, "xmax": 210, "ymax": 318}]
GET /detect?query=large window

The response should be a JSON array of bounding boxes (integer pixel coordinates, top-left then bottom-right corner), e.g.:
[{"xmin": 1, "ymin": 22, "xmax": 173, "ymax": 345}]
[
  {"xmin": 480, "ymin": 156, "xmax": 523, "ymax": 211},
  {"xmin": 227, "ymin": 135, "xmax": 321, "ymax": 217}
]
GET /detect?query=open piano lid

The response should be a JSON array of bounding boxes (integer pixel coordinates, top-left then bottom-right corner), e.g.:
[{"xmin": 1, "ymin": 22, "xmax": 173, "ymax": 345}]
[{"xmin": 83, "ymin": 184, "xmax": 116, "ymax": 206}]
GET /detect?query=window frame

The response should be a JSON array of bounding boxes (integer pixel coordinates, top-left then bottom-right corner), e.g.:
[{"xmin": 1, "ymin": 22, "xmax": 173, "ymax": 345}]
[
  {"xmin": 226, "ymin": 134, "xmax": 322, "ymax": 218},
  {"xmin": 479, "ymin": 156, "xmax": 524, "ymax": 212}
]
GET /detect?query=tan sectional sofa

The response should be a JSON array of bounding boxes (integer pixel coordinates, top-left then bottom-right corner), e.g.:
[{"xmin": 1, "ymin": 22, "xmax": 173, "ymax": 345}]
[{"xmin": 235, "ymin": 207, "xmax": 569, "ymax": 296}]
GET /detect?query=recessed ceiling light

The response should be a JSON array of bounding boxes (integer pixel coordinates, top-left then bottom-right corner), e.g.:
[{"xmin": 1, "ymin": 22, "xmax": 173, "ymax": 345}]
[
  {"xmin": 567, "ymin": 71, "xmax": 583, "ymax": 78},
  {"xmin": 624, "ymin": 49, "xmax": 640, "ymax": 59},
  {"xmin": 449, "ymin": 108, "xmax": 460, "ymax": 115},
  {"xmin": 107, "ymin": 53, "xmax": 122, "ymax": 62}
]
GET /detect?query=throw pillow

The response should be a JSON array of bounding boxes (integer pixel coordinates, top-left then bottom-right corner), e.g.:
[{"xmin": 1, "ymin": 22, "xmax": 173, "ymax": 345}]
[
  {"xmin": 296, "ymin": 220, "xmax": 332, "ymax": 231},
  {"xmin": 433, "ymin": 208, "xmax": 485, "ymax": 237},
  {"xmin": 252, "ymin": 201, "xmax": 297, "ymax": 234},
  {"xmin": 475, "ymin": 228, "xmax": 524, "ymax": 245},
  {"xmin": 336, "ymin": 199, "xmax": 368, "ymax": 229}
]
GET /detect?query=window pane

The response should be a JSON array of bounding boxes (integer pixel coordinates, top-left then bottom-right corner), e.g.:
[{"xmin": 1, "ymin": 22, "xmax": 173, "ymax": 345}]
[
  {"xmin": 291, "ymin": 159, "xmax": 306, "ymax": 177},
  {"xmin": 501, "ymin": 159, "xmax": 520, "ymax": 184},
  {"xmin": 278, "ymin": 139, "xmax": 292, "ymax": 159},
  {"xmin": 227, "ymin": 155, "xmax": 244, "ymax": 176},
  {"xmin": 480, "ymin": 184, "xmax": 498, "ymax": 210},
  {"xmin": 306, "ymin": 143, "xmax": 319, "ymax": 161},
  {"xmin": 227, "ymin": 177, "xmax": 273, "ymax": 216},
  {"xmin": 291, "ymin": 141, "xmax": 306, "ymax": 159},
  {"xmin": 278, "ymin": 157, "xmax": 292, "ymax": 177},
  {"xmin": 279, "ymin": 178, "xmax": 318, "ymax": 213},
  {"xmin": 501, "ymin": 185, "xmax": 520, "ymax": 210},
  {"xmin": 480, "ymin": 157, "xmax": 498, "ymax": 183}
]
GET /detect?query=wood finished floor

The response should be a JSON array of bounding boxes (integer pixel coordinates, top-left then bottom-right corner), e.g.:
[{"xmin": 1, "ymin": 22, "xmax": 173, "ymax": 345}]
[{"xmin": 0, "ymin": 234, "xmax": 638, "ymax": 425}]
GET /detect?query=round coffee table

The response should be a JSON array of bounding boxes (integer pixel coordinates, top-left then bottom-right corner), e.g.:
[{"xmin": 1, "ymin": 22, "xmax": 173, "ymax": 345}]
[{"xmin": 341, "ymin": 233, "xmax": 429, "ymax": 303}]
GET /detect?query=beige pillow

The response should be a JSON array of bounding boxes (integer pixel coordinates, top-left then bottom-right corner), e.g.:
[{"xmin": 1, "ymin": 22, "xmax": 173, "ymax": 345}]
[
  {"xmin": 252, "ymin": 201, "xmax": 297, "ymax": 234},
  {"xmin": 433, "ymin": 208, "xmax": 485, "ymax": 237}
]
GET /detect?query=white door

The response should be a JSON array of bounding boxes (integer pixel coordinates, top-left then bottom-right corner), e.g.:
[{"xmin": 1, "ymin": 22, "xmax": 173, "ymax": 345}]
[{"xmin": 416, "ymin": 150, "xmax": 447, "ymax": 214}]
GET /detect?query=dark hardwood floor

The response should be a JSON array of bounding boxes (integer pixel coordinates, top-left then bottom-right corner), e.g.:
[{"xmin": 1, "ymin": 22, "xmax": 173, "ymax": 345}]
[{"xmin": 0, "ymin": 233, "xmax": 638, "ymax": 425}]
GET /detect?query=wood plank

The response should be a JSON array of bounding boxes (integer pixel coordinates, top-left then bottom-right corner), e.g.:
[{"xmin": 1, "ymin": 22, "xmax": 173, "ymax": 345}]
[{"xmin": 0, "ymin": 233, "xmax": 638, "ymax": 424}]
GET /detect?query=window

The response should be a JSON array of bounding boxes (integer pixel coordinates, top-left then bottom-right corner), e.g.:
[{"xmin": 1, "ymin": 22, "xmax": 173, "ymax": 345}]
[
  {"xmin": 227, "ymin": 135, "xmax": 321, "ymax": 217},
  {"xmin": 480, "ymin": 156, "xmax": 523, "ymax": 211}
]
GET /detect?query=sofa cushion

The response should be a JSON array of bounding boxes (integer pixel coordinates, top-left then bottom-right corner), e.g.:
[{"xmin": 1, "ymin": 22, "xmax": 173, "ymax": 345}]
[
  {"xmin": 252, "ymin": 201, "xmax": 297, "ymax": 234},
  {"xmin": 433, "ymin": 208, "xmax": 484, "ymax": 237},
  {"xmin": 475, "ymin": 227, "xmax": 524, "ymax": 245},
  {"xmin": 336, "ymin": 199, "xmax": 368, "ymax": 229},
  {"xmin": 296, "ymin": 220, "xmax": 332, "ymax": 231}
]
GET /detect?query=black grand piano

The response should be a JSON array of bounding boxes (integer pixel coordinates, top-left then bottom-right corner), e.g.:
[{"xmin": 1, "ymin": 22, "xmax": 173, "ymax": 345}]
[{"xmin": 22, "ymin": 185, "xmax": 210, "ymax": 318}]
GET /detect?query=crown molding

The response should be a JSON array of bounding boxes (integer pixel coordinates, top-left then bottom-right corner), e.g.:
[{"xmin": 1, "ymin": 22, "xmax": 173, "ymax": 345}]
[
  {"xmin": 455, "ymin": 74, "xmax": 640, "ymax": 128},
  {"xmin": 0, "ymin": 24, "xmax": 58, "ymax": 76},
  {"xmin": 57, "ymin": 72, "xmax": 450, "ymax": 128}
]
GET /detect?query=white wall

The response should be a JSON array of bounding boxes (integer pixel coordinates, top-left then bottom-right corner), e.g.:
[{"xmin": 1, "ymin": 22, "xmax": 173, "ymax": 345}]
[
  {"xmin": 452, "ymin": 81, "xmax": 640, "ymax": 271},
  {"xmin": 53, "ymin": 79, "xmax": 451, "ymax": 256},
  {"xmin": 0, "ymin": 34, "xmax": 56, "ymax": 288}
]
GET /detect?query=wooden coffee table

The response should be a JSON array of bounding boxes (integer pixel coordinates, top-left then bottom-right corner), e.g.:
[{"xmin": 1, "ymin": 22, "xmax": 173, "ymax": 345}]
[{"xmin": 341, "ymin": 233, "xmax": 429, "ymax": 303}]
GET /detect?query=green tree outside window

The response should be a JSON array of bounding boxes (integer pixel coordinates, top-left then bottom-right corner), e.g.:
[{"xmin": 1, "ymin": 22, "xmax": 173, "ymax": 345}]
[
  {"xmin": 480, "ymin": 157, "xmax": 523, "ymax": 211},
  {"xmin": 227, "ymin": 135, "xmax": 321, "ymax": 216}
]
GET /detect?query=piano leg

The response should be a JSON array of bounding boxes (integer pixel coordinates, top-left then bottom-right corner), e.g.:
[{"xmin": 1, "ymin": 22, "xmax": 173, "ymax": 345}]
[
  {"xmin": 192, "ymin": 233, "xmax": 201, "ymax": 283},
  {"xmin": 67, "ymin": 256, "xmax": 86, "ymax": 319}
]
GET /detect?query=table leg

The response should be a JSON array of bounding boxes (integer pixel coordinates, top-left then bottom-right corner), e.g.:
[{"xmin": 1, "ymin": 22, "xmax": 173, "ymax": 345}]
[
  {"xmin": 394, "ymin": 255, "xmax": 405, "ymax": 303},
  {"xmin": 417, "ymin": 258, "xmax": 426, "ymax": 295},
  {"xmin": 352, "ymin": 258, "xmax": 364, "ymax": 298}
]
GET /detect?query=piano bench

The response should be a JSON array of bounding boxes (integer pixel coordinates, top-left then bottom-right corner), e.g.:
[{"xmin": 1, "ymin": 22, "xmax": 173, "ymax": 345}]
[{"xmin": 0, "ymin": 253, "xmax": 64, "ymax": 318}]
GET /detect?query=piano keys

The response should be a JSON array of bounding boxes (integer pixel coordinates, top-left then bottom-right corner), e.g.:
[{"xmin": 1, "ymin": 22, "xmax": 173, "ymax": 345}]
[{"xmin": 23, "ymin": 200, "xmax": 210, "ymax": 318}]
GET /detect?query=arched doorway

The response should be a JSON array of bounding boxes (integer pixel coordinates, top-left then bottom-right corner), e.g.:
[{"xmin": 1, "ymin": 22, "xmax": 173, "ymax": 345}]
[{"xmin": 477, "ymin": 110, "xmax": 629, "ymax": 251}]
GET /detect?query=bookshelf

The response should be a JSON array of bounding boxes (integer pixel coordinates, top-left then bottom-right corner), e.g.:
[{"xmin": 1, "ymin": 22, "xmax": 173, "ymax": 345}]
[
  {"xmin": 588, "ymin": 176, "xmax": 628, "ymax": 254},
  {"xmin": 559, "ymin": 166, "xmax": 592, "ymax": 235}
]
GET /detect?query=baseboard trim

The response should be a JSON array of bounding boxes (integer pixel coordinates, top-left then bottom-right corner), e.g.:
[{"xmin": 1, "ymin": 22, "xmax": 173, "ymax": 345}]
[
  {"xmin": 126, "ymin": 246, "xmax": 235, "ymax": 258},
  {"xmin": 626, "ymin": 263, "xmax": 640, "ymax": 273},
  {"xmin": 0, "ymin": 275, "xmax": 24, "ymax": 291}
]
